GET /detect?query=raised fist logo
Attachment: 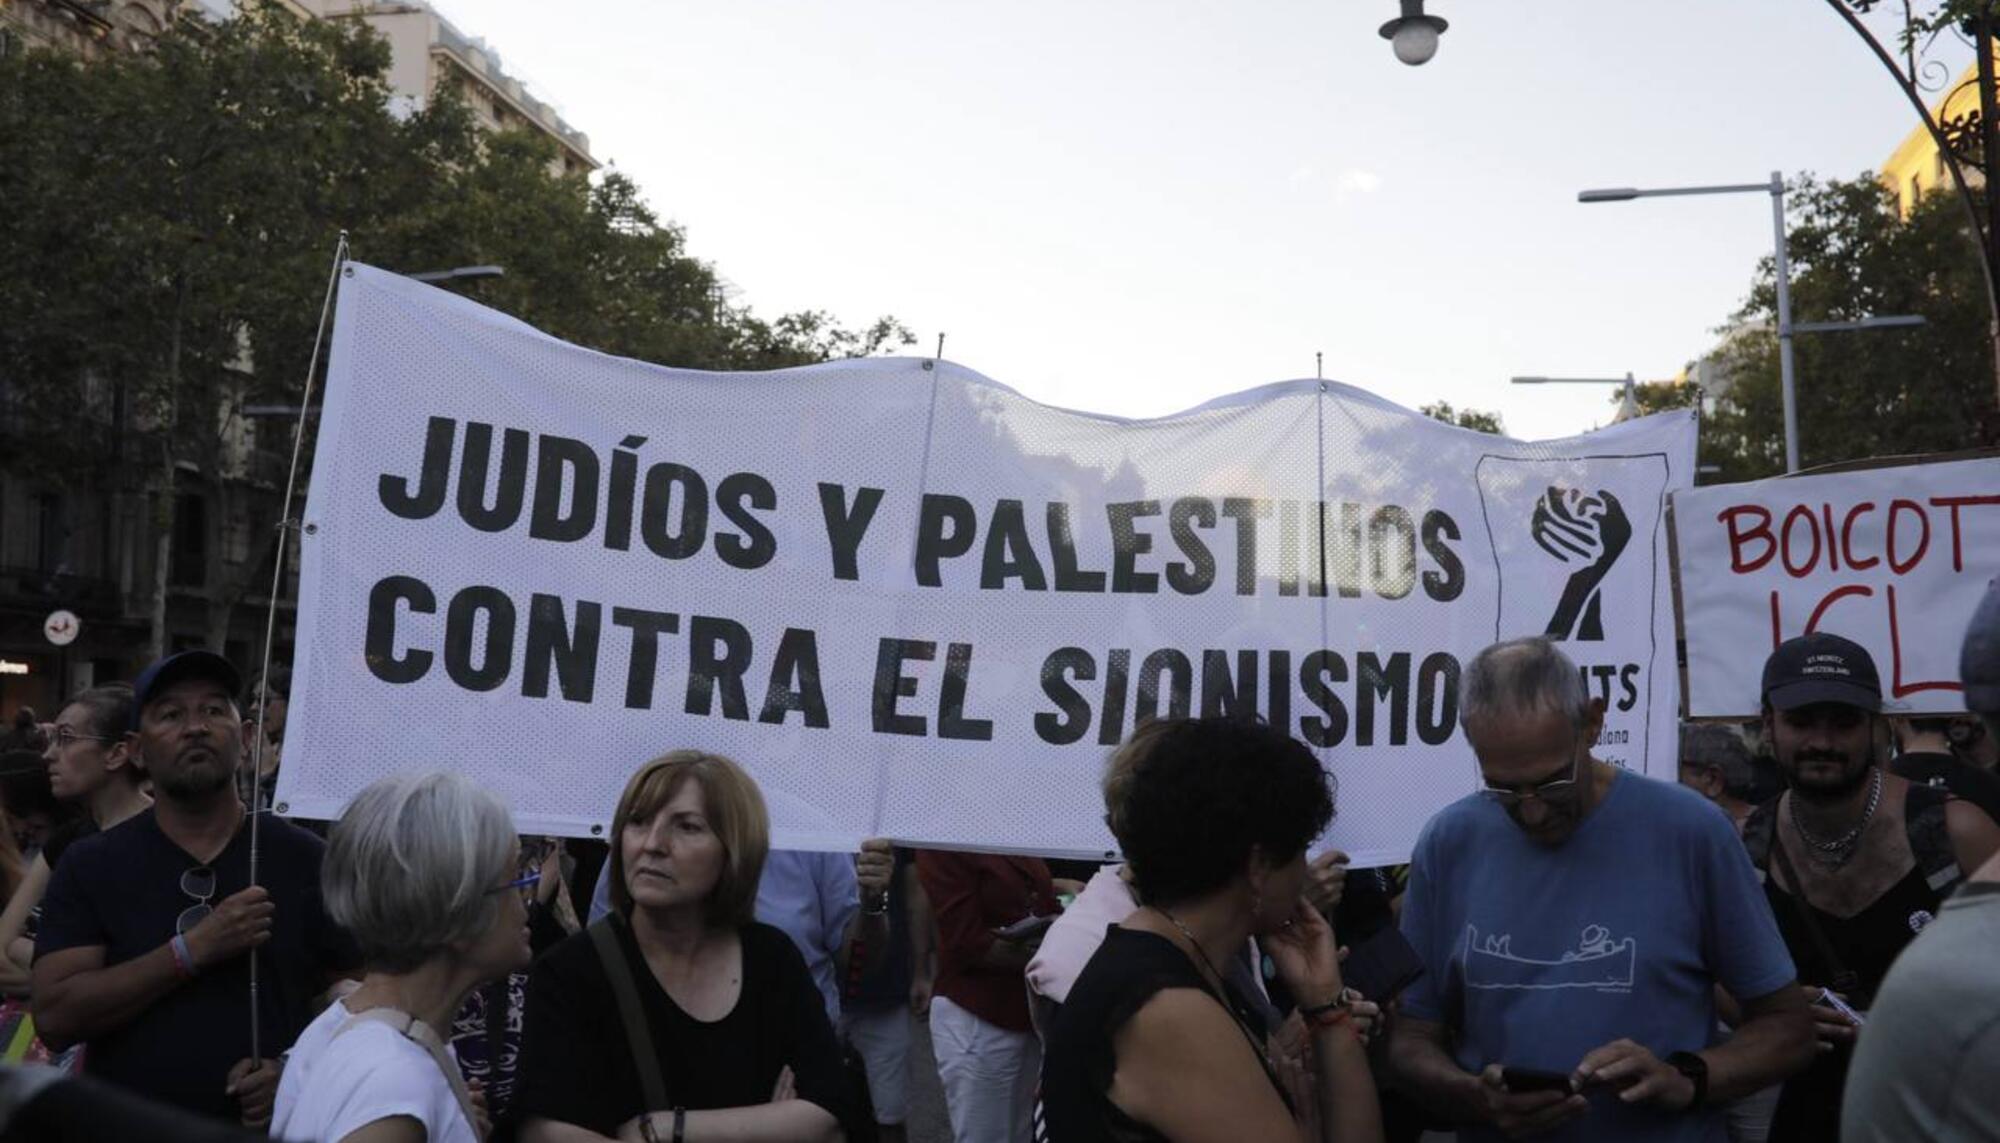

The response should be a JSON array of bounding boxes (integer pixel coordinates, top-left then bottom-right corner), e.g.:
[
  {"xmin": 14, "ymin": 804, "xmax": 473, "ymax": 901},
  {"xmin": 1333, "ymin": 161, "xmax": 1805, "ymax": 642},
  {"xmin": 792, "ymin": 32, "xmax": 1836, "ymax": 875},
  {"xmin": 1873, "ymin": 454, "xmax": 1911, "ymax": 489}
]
[{"xmin": 1532, "ymin": 486, "xmax": 1630, "ymax": 642}]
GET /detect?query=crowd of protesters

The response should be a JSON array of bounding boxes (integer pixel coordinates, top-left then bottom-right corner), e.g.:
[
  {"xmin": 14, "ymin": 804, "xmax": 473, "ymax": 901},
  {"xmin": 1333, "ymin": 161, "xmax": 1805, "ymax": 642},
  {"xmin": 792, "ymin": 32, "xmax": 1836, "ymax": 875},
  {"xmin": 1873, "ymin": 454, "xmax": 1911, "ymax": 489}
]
[{"xmin": 0, "ymin": 585, "xmax": 1996, "ymax": 1142}]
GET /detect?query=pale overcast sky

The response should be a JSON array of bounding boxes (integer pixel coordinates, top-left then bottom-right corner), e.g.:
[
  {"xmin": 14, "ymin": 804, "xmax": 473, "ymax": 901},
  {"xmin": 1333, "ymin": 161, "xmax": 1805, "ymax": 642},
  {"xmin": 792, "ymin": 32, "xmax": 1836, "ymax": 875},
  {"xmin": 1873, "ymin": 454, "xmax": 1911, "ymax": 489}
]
[{"xmin": 425, "ymin": 1, "xmax": 1950, "ymax": 441}]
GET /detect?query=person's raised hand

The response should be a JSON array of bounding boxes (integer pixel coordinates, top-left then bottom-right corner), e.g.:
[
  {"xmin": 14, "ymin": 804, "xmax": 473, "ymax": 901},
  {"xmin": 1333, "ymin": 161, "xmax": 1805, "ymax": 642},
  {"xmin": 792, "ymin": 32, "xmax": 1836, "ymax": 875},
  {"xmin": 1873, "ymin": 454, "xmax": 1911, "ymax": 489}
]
[
  {"xmin": 184, "ymin": 886, "xmax": 273, "ymax": 970},
  {"xmin": 1478, "ymin": 1064, "xmax": 1588, "ymax": 1138},
  {"xmin": 225, "ymin": 1057, "xmax": 282, "ymax": 1130},
  {"xmin": 1304, "ymin": 850, "xmax": 1350, "ymax": 915},
  {"xmin": 1573, "ymin": 1038, "xmax": 1693, "ymax": 1111},
  {"xmin": 855, "ymin": 839, "xmax": 894, "ymax": 905},
  {"xmin": 1262, "ymin": 897, "xmax": 1344, "ymax": 1007}
]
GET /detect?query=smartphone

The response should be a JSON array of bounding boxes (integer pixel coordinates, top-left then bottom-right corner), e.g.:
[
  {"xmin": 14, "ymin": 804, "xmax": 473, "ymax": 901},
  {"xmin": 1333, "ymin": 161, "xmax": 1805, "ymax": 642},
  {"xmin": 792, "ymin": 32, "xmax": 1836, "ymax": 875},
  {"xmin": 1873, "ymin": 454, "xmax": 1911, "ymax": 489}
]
[
  {"xmin": 1340, "ymin": 925, "xmax": 1425, "ymax": 1004},
  {"xmin": 1500, "ymin": 1067, "xmax": 1576, "ymax": 1095}
]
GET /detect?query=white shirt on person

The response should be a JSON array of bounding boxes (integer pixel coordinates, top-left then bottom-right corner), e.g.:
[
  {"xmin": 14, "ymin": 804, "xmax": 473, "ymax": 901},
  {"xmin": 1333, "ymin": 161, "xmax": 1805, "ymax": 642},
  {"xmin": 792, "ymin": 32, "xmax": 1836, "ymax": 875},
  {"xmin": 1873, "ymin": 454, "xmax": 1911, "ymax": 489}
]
[{"xmin": 273, "ymin": 999, "xmax": 478, "ymax": 1143}]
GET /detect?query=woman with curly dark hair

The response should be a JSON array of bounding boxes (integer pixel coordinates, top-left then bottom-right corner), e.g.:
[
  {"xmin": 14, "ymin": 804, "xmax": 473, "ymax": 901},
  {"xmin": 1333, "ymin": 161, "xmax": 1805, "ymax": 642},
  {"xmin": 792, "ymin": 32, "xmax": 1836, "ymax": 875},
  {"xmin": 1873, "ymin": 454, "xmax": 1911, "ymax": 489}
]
[{"xmin": 1040, "ymin": 717, "xmax": 1383, "ymax": 1143}]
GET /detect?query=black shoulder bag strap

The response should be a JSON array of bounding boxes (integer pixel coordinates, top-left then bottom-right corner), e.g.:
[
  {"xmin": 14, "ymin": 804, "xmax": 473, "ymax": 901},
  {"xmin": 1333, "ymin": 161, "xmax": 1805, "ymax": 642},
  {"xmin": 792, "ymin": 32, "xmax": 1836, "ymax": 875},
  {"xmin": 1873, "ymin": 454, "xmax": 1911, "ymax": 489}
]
[
  {"xmin": 587, "ymin": 913, "xmax": 669, "ymax": 1111},
  {"xmin": 1768, "ymin": 830, "xmax": 1860, "ymax": 996}
]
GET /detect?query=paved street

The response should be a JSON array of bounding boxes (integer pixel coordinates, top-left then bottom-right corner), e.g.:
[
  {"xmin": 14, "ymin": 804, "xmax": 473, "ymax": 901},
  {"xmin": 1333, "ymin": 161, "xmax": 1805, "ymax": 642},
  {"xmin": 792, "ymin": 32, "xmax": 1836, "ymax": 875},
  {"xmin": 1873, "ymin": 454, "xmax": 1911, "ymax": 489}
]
[{"xmin": 904, "ymin": 1016, "xmax": 952, "ymax": 1143}]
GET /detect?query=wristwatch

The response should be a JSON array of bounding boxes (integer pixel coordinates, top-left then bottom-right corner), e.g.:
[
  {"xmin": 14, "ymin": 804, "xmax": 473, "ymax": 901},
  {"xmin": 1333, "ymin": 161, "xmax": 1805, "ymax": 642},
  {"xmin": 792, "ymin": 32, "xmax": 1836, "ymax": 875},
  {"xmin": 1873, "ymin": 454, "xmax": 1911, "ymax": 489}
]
[{"xmin": 1665, "ymin": 1051, "xmax": 1708, "ymax": 1109}]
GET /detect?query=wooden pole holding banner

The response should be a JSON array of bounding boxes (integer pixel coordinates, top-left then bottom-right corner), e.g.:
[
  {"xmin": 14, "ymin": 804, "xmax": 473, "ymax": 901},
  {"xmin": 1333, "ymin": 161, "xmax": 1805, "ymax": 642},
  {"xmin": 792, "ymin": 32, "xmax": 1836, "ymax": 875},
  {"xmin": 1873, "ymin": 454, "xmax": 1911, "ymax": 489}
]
[{"xmin": 244, "ymin": 231, "xmax": 349, "ymax": 1066}]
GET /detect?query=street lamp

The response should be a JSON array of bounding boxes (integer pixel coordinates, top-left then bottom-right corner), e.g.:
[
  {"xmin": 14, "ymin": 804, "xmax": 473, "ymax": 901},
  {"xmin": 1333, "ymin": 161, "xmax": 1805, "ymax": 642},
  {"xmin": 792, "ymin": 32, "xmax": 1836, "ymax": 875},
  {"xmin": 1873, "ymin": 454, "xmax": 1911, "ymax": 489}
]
[
  {"xmin": 1511, "ymin": 373, "xmax": 1644, "ymax": 422},
  {"xmin": 1577, "ymin": 175, "xmax": 1924, "ymax": 474},
  {"xmin": 406, "ymin": 265, "xmax": 505, "ymax": 284},
  {"xmin": 1793, "ymin": 315, "xmax": 1926, "ymax": 334},
  {"xmin": 1380, "ymin": 0, "xmax": 1447, "ymax": 66}
]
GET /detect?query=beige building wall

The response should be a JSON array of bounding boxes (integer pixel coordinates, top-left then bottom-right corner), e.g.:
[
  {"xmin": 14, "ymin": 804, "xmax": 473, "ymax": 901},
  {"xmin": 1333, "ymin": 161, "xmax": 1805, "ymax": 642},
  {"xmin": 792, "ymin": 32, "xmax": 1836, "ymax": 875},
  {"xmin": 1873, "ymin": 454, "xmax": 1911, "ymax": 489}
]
[
  {"xmin": 306, "ymin": 0, "xmax": 596, "ymax": 176},
  {"xmin": 3, "ymin": 1, "xmax": 596, "ymax": 177},
  {"xmin": 1881, "ymin": 58, "xmax": 1987, "ymax": 216},
  {"xmin": 0, "ymin": 0, "xmax": 176, "ymax": 58}
]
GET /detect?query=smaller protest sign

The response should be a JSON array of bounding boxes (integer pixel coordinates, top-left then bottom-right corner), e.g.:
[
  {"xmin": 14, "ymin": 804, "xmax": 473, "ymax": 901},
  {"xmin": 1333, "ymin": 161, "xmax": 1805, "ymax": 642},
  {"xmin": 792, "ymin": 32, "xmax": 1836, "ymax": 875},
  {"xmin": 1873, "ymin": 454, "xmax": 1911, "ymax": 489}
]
[{"xmin": 1674, "ymin": 456, "xmax": 2000, "ymax": 716}]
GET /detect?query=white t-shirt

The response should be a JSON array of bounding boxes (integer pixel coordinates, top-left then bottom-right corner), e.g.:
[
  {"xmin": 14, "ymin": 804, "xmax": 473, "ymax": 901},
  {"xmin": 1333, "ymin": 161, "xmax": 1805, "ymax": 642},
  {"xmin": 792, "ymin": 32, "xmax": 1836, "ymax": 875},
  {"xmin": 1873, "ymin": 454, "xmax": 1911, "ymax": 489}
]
[{"xmin": 273, "ymin": 1000, "xmax": 478, "ymax": 1143}]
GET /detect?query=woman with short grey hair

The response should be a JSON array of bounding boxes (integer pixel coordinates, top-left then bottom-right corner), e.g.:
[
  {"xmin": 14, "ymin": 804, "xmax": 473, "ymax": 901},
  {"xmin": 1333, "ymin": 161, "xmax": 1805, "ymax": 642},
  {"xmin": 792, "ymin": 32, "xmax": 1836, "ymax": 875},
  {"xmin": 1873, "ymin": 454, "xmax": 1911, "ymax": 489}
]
[{"xmin": 274, "ymin": 771, "xmax": 535, "ymax": 1142}]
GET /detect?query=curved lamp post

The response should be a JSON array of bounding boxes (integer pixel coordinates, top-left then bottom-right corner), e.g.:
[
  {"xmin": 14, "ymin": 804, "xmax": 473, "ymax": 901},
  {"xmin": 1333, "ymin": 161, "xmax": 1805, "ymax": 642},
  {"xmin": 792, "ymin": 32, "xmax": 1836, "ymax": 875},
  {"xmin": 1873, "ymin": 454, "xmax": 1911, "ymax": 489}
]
[
  {"xmin": 1824, "ymin": 1, "xmax": 2000, "ymax": 416},
  {"xmin": 1380, "ymin": 0, "xmax": 1448, "ymax": 66}
]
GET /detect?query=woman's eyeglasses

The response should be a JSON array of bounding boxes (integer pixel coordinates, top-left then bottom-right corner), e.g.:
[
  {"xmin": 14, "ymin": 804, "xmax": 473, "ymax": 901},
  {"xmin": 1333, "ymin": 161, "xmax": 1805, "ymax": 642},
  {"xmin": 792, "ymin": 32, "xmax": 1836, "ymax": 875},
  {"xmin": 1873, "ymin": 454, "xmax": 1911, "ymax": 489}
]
[
  {"xmin": 52, "ymin": 725, "xmax": 116, "ymax": 749},
  {"xmin": 489, "ymin": 870, "xmax": 541, "ymax": 904},
  {"xmin": 177, "ymin": 866, "xmax": 216, "ymax": 934}
]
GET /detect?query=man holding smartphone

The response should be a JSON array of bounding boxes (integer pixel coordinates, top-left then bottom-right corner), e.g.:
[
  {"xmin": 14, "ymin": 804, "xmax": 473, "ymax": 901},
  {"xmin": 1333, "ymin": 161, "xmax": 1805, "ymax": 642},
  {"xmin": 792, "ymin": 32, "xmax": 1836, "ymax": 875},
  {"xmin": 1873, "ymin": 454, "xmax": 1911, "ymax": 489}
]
[{"xmin": 1388, "ymin": 637, "xmax": 1814, "ymax": 1141}]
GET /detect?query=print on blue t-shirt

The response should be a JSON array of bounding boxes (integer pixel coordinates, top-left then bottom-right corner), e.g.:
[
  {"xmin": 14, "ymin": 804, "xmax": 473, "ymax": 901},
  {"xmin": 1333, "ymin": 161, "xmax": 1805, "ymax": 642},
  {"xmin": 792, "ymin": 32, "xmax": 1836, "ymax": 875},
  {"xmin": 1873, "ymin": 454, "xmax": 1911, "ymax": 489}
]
[{"xmin": 1399, "ymin": 771, "xmax": 1795, "ymax": 1143}]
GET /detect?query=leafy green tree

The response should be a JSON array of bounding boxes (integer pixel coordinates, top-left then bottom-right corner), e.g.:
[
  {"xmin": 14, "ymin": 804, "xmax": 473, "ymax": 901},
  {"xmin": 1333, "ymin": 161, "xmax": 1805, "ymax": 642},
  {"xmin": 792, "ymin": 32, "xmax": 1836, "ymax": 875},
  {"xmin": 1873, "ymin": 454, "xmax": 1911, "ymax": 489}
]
[
  {"xmin": 0, "ymin": 3, "xmax": 908, "ymax": 656},
  {"xmin": 1704, "ymin": 173, "xmax": 1993, "ymax": 480},
  {"xmin": 1419, "ymin": 401, "xmax": 1506, "ymax": 434}
]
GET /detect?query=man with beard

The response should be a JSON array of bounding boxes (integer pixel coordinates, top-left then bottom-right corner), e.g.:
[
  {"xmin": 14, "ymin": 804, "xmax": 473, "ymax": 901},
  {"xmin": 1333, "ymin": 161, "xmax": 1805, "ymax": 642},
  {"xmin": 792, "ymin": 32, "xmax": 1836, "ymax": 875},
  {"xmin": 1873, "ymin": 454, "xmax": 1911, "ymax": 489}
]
[
  {"xmin": 1741, "ymin": 632, "xmax": 2000, "ymax": 1141},
  {"xmin": 1841, "ymin": 580, "xmax": 2000, "ymax": 1140},
  {"xmin": 29, "ymin": 652, "xmax": 356, "ymax": 1128},
  {"xmin": 1389, "ymin": 637, "xmax": 1812, "ymax": 1142}
]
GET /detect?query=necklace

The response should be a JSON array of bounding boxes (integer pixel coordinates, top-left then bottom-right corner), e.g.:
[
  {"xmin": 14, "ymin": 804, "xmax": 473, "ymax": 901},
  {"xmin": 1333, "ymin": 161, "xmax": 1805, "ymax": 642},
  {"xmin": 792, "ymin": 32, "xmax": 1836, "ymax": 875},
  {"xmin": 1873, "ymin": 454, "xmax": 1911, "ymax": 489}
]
[
  {"xmin": 1155, "ymin": 907, "xmax": 1270, "ymax": 1068},
  {"xmin": 1790, "ymin": 766, "xmax": 1882, "ymax": 867}
]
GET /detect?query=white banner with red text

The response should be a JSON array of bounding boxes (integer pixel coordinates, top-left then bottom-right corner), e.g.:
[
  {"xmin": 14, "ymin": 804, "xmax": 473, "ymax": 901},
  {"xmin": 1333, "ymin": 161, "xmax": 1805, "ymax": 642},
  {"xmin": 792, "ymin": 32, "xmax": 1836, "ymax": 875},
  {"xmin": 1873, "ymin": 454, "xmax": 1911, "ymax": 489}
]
[{"xmin": 1674, "ymin": 456, "xmax": 2000, "ymax": 717}]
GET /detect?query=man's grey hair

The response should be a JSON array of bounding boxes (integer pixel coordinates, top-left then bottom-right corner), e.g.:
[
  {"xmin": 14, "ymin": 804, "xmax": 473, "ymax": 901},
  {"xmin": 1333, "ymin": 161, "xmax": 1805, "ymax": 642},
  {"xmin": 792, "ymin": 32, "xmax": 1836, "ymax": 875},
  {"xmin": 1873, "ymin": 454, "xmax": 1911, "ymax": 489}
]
[
  {"xmin": 1680, "ymin": 723, "xmax": 1756, "ymax": 798},
  {"xmin": 324, "ymin": 771, "xmax": 517, "ymax": 974},
  {"xmin": 1461, "ymin": 637, "xmax": 1592, "ymax": 730}
]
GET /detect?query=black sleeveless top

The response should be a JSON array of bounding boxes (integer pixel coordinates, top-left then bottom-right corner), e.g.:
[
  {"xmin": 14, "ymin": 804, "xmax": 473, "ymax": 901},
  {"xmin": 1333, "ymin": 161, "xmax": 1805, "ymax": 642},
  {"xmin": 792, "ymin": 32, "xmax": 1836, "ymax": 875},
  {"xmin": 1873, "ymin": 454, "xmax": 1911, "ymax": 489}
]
[
  {"xmin": 1038, "ymin": 927, "xmax": 1284, "ymax": 1143},
  {"xmin": 1741, "ymin": 782, "xmax": 1963, "ymax": 1142}
]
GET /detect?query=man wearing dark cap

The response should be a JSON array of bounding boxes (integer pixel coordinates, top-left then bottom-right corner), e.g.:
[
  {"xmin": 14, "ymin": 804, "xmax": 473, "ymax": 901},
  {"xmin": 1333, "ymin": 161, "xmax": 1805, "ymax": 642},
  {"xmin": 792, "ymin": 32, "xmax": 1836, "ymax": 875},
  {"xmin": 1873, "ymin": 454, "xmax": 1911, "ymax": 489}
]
[
  {"xmin": 1741, "ymin": 632, "xmax": 2000, "ymax": 1142},
  {"xmin": 1841, "ymin": 584, "xmax": 2000, "ymax": 1141},
  {"xmin": 30, "ymin": 651, "xmax": 356, "ymax": 1129}
]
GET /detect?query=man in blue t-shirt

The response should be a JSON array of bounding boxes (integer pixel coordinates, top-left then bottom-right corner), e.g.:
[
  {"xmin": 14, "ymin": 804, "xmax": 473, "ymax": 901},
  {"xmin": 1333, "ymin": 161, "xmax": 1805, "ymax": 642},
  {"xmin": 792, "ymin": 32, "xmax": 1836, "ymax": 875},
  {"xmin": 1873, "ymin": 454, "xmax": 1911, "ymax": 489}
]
[{"xmin": 1388, "ymin": 637, "xmax": 1814, "ymax": 1142}]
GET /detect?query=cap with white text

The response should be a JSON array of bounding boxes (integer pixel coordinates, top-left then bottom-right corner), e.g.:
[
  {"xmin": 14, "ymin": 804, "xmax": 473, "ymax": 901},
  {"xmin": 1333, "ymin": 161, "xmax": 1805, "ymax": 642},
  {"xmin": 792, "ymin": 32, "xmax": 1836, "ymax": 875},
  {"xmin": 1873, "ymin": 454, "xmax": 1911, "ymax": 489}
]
[{"xmin": 1761, "ymin": 632, "xmax": 1881, "ymax": 713}]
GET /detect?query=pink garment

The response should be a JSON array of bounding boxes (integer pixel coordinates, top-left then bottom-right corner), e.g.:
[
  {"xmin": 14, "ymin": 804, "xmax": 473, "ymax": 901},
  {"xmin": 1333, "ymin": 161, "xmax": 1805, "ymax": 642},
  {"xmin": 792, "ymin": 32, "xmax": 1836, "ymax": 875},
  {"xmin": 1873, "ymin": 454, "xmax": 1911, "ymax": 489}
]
[{"xmin": 1025, "ymin": 865, "xmax": 1137, "ymax": 1006}]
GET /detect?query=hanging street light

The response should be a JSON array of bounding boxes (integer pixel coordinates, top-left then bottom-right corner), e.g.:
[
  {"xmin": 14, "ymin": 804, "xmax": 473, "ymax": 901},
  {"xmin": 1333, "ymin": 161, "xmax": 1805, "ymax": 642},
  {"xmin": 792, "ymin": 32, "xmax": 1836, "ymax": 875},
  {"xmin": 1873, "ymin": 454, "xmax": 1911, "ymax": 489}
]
[{"xmin": 1380, "ymin": 0, "xmax": 1448, "ymax": 66}]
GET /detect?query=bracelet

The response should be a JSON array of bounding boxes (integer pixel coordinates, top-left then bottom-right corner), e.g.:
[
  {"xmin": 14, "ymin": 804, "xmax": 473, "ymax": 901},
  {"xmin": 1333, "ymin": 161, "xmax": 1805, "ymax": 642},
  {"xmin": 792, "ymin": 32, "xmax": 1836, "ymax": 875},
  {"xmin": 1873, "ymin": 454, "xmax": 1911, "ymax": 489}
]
[
  {"xmin": 637, "ymin": 1115, "xmax": 661, "ymax": 1143},
  {"xmin": 1298, "ymin": 998, "xmax": 1357, "ymax": 1037},
  {"xmin": 862, "ymin": 893, "xmax": 889, "ymax": 916},
  {"xmin": 169, "ymin": 934, "xmax": 198, "ymax": 979}
]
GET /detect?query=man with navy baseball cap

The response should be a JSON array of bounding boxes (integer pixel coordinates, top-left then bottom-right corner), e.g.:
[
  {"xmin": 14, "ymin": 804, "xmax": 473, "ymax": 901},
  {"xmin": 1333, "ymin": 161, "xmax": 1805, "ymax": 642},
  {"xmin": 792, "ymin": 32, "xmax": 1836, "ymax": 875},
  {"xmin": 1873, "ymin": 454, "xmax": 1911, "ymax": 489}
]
[
  {"xmin": 1739, "ymin": 631, "xmax": 2000, "ymax": 1140},
  {"xmin": 1843, "ymin": 582, "xmax": 2000, "ymax": 1140},
  {"xmin": 30, "ymin": 650, "xmax": 355, "ymax": 1129}
]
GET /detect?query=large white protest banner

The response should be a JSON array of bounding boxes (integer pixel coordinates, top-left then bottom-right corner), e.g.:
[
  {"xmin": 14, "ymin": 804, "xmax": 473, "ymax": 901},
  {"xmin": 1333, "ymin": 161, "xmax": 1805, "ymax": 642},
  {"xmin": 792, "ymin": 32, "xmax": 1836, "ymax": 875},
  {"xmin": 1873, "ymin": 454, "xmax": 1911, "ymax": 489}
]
[
  {"xmin": 276, "ymin": 265, "xmax": 1696, "ymax": 863},
  {"xmin": 1675, "ymin": 457, "xmax": 2000, "ymax": 717}
]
